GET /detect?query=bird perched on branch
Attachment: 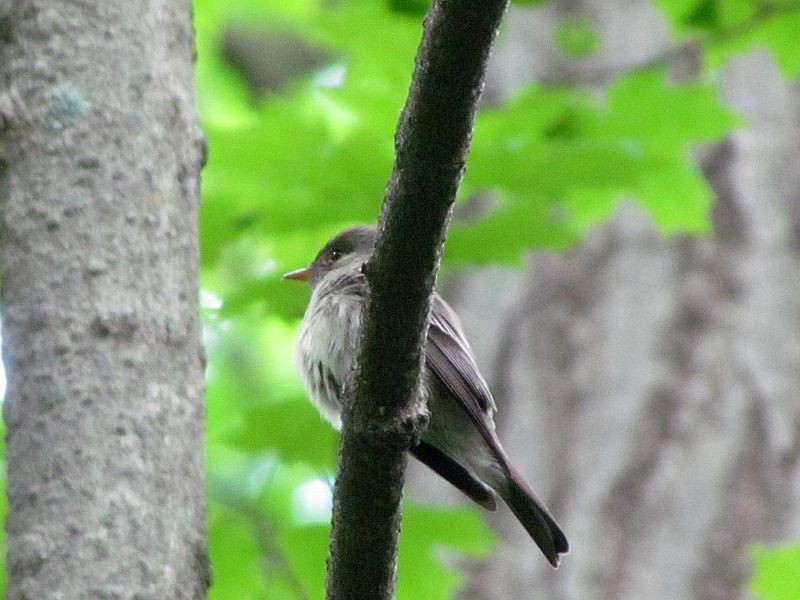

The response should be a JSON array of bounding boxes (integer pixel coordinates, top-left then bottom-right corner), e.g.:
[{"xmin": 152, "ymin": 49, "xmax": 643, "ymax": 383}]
[{"xmin": 283, "ymin": 226, "xmax": 568, "ymax": 567}]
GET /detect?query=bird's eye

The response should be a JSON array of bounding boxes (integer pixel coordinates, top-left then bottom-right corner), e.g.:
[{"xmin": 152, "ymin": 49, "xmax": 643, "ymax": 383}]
[{"xmin": 330, "ymin": 250, "xmax": 342, "ymax": 261}]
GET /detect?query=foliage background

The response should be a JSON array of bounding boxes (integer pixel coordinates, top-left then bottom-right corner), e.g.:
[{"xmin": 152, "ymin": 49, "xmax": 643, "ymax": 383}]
[
  {"xmin": 192, "ymin": 0, "xmax": 800, "ymax": 598},
  {"xmin": 2, "ymin": 0, "xmax": 800, "ymax": 598}
]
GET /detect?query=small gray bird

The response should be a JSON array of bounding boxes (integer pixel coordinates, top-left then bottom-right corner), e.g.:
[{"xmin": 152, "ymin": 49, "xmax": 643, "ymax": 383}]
[{"xmin": 284, "ymin": 226, "xmax": 568, "ymax": 567}]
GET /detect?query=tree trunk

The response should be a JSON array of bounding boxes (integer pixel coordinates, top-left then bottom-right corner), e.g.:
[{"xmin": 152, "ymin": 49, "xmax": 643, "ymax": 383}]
[
  {"xmin": 409, "ymin": 1, "xmax": 800, "ymax": 598},
  {"xmin": 0, "ymin": 1, "xmax": 208, "ymax": 598}
]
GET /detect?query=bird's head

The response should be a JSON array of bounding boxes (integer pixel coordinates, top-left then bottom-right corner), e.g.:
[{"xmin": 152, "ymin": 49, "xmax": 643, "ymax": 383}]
[{"xmin": 282, "ymin": 225, "xmax": 378, "ymax": 288}]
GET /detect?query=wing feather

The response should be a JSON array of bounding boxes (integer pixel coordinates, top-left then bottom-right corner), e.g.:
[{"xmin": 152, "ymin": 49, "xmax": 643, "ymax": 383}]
[{"xmin": 425, "ymin": 294, "xmax": 502, "ymax": 453}]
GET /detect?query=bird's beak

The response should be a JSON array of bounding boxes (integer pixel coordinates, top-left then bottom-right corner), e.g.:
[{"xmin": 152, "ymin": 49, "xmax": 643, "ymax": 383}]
[{"xmin": 282, "ymin": 266, "xmax": 314, "ymax": 282}]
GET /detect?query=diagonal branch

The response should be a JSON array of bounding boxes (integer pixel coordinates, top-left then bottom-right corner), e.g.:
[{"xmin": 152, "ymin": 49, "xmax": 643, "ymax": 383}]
[{"xmin": 325, "ymin": 1, "xmax": 510, "ymax": 599}]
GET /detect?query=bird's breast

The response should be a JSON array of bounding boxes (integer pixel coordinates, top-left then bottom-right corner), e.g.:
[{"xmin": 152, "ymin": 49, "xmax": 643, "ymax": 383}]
[{"xmin": 295, "ymin": 289, "xmax": 363, "ymax": 429}]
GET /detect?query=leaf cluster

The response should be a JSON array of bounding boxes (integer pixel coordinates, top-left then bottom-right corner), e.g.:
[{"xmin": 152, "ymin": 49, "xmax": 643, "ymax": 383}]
[{"xmin": 656, "ymin": 0, "xmax": 800, "ymax": 76}]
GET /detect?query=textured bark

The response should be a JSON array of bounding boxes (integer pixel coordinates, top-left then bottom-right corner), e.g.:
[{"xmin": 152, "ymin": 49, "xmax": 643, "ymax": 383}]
[
  {"xmin": 409, "ymin": 2, "xmax": 800, "ymax": 599},
  {"xmin": 325, "ymin": 1, "xmax": 509, "ymax": 598},
  {"xmin": 0, "ymin": 1, "xmax": 208, "ymax": 598}
]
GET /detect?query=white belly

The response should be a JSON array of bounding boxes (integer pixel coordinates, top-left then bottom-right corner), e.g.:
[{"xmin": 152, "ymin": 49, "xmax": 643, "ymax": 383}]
[{"xmin": 295, "ymin": 288, "xmax": 363, "ymax": 430}]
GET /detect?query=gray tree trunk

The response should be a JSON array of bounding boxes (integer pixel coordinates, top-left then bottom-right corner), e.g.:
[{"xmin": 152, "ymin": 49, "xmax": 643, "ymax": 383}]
[
  {"xmin": 410, "ymin": 2, "xmax": 800, "ymax": 599},
  {"xmin": 0, "ymin": 1, "xmax": 208, "ymax": 598}
]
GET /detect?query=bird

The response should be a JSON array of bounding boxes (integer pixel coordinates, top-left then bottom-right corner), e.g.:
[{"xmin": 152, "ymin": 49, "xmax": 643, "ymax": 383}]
[{"xmin": 283, "ymin": 225, "xmax": 568, "ymax": 567}]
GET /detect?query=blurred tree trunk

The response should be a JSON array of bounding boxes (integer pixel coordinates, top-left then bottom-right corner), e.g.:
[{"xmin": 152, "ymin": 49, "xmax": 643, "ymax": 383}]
[
  {"xmin": 408, "ymin": 1, "xmax": 800, "ymax": 599},
  {"xmin": 0, "ymin": 1, "xmax": 208, "ymax": 598}
]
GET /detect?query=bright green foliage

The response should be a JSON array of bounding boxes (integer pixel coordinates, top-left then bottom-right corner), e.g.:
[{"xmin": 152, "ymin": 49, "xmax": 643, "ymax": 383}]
[
  {"xmin": 208, "ymin": 500, "xmax": 273, "ymax": 598},
  {"xmin": 397, "ymin": 505, "xmax": 496, "ymax": 600},
  {"xmin": 750, "ymin": 544, "xmax": 800, "ymax": 600},
  {"xmin": 451, "ymin": 70, "xmax": 738, "ymax": 263},
  {"xmin": 654, "ymin": 0, "xmax": 800, "ymax": 77},
  {"xmin": 386, "ymin": 0, "xmax": 430, "ymax": 15},
  {"xmin": 667, "ymin": 0, "xmax": 757, "ymax": 31},
  {"xmin": 707, "ymin": 10, "xmax": 800, "ymax": 76},
  {"xmin": 198, "ymin": 0, "xmax": 740, "ymax": 302}
]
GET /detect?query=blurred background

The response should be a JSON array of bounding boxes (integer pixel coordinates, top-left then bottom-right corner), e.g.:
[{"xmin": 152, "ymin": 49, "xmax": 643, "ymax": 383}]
[{"xmin": 5, "ymin": 0, "xmax": 795, "ymax": 598}]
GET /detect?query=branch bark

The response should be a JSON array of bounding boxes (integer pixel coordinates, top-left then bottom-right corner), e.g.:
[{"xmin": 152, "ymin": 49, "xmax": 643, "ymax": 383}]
[
  {"xmin": 0, "ymin": 1, "xmax": 207, "ymax": 597},
  {"xmin": 325, "ymin": 1, "xmax": 509, "ymax": 598}
]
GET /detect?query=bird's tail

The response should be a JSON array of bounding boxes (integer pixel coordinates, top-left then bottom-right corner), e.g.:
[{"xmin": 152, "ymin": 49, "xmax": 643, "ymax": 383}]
[{"xmin": 497, "ymin": 464, "xmax": 569, "ymax": 568}]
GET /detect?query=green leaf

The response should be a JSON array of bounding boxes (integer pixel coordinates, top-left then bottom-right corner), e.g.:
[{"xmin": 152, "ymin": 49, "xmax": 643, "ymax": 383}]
[
  {"xmin": 386, "ymin": 0, "xmax": 430, "ymax": 15},
  {"xmin": 653, "ymin": 0, "xmax": 800, "ymax": 78},
  {"xmin": 750, "ymin": 544, "xmax": 800, "ymax": 600},
  {"xmin": 398, "ymin": 504, "xmax": 496, "ymax": 600},
  {"xmin": 600, "ymin": 69, "xmax": 741, "ymax": 144},
  {"xmin": 280, "ymin": 524, "xmax": 329, "ymax": 599},
  {"xmin": 220, "ymin": 276, "xmax": 310, "ymax": 320},
  {"xmin": 200, "ymin": 98, "xmax": 388, "ymax": 241},
  {"xmin": 208, "ymin": 469, "xmax": 330, "ymax": 600},
  {"xmin": 684, "ymin": 0, "xmax": 722, "ymax": 30},
  {"xmin": 634, "ymin": 158, "xmax": 712, "ymax": 233},
  {"xmin": 228, "ymin": 399, "xmax": 339, "ymax": 470},
  {"xmin": 208, "ymin": 500, "xmax": 269, "ymax": 599},
  {"xmin": 654, "ymin": 0, "xmax": 702, "ymax": 24},
  {"xmin": 655, "ymin": 0, "xmax": 756, "ymax": 32},
  {"xmin": 453, "ymin": 71, "xmax": 737, "ymax": 263},
  {"xmin": 707, "ymin": 11, "xmax": 800, "ymax": 78},
  {"xmin": 197, "ymin": 0, "xmax": 741, "ymax": 304}
]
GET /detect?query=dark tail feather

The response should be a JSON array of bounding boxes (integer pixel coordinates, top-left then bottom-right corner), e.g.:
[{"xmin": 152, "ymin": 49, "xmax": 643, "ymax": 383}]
[
  {"xmin": 499, "ymin": 465, "xmax": 569, "ymax": 568},
  {"xmin": 411, "ymin": 442, "xmax": 498, "ymax": 511}
]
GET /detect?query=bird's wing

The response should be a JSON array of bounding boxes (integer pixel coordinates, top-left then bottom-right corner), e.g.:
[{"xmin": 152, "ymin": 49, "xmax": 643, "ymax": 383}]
[{"xmin": 426, "ymin": 294, "xmax": 501, "ymax": 450}]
